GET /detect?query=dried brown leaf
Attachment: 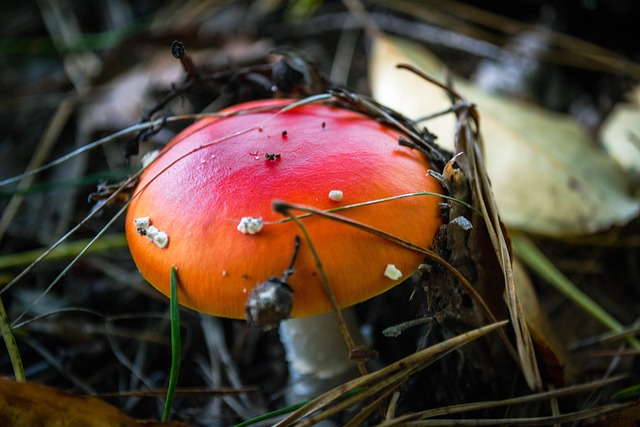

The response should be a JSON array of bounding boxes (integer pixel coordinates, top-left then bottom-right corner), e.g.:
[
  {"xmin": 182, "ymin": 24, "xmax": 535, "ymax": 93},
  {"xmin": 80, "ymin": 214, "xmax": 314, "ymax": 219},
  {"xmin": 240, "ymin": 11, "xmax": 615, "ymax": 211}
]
[
  {"xmin": 0, "ymin": 377, "xmax": 188, "ymax": 427},
  {"xmin": 513, "ymin": 257, "xmax": 570, "ymax": 385}
]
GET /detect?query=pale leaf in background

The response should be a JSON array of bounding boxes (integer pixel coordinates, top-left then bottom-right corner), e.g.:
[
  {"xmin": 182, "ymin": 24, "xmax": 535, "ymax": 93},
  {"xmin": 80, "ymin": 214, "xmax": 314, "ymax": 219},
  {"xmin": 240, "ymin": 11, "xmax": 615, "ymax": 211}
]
[
  {"xmin": 600, "ymin": 85, "xmax": 640, "ymax": 191},
  {"xmin": 370, "ymin": 36, "xmax": 639, "ymax": 236}
]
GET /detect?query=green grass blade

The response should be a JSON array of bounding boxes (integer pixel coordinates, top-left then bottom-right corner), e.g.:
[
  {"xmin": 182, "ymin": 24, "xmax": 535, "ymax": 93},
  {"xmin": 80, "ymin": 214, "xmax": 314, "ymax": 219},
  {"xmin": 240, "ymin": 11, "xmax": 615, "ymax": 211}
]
[
  {"xmin": 0, "ymin": 234, "xmax": 127, "ymax": 270},
  {"xmin": 162, "ymin": 266, "xmax": 181, "ymax": 421},
  {"xmin": 232, "ymin": 401, "xmax": 307, "ymax": 427},
  {"xmin": 511, "ymin": 232, "xmax": 640, "ymax": 349},
  {"xmin": 232, "ymin": 387, "xmax": 367, "ymax": 427},
  {"xmin": 613, "ymin": 383, "xmax": 640, "ymax": 400},
  {"xmin": 0, "ymin": 295, "xmax": 25, "ymax": 381},
  {"xmin": 0, "ymin": 168, "xmax": 131, "ymax": 198}
]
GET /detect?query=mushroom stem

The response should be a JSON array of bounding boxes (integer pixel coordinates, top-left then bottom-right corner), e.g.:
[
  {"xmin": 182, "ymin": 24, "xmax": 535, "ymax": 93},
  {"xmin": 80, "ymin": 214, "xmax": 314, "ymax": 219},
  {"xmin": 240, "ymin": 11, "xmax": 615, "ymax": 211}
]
[{"xmin": 279, "ymin": 309, "xmax": 364, "ymax": 404}]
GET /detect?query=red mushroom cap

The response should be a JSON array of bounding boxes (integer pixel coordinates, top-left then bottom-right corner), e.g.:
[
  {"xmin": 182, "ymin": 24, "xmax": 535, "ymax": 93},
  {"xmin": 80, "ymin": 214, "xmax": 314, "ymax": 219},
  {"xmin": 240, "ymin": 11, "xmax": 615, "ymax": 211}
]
[{"xmin": 125, "ymin": 99, "xmax": 444, "ymax": 319}]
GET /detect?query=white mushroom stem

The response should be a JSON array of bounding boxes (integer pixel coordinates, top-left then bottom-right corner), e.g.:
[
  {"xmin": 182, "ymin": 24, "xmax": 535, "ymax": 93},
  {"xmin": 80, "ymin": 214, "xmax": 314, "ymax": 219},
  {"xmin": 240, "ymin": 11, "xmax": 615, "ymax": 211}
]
[{"xmin": 279, "ymin": 308, "xmax": 365, "ymax": 404}]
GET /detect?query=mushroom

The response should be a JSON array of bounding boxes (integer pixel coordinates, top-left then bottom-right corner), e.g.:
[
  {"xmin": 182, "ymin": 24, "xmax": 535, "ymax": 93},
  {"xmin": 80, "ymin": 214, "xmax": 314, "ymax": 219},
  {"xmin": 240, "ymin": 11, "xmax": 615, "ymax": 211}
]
[{"xmin": 125, "ymin": 98, "xmax": 444, "ymax": 403}]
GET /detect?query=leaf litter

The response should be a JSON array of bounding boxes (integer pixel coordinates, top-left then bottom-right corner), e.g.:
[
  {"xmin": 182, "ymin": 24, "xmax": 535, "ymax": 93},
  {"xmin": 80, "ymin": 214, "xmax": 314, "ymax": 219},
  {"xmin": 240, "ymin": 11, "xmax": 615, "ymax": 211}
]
[{"xmin": 1, "ymin": 1, "xmax": 640, "ymax": 425}]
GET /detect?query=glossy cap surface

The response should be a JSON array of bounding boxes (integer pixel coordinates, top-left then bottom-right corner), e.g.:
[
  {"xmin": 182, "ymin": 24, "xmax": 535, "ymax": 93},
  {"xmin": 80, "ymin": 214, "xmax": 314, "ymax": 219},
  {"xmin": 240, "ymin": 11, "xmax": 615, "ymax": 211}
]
[{"xmin": 125, "ymin": 99, "xmax": 444, "ymax": 318}]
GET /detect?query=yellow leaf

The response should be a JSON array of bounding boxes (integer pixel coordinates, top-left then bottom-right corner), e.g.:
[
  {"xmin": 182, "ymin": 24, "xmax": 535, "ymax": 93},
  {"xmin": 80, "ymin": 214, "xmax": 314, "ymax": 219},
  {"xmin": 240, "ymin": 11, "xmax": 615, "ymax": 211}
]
[
  {"xmin": 600, "ymin": 85, "xmax": 640, "ymax": 190},
  {"xmin": 370, "ymin": 36, "xmax": 639, "ymax": 236},
  {"xmin": 0, "ymin": 377, "xmax": 187, "ymax": 427}
]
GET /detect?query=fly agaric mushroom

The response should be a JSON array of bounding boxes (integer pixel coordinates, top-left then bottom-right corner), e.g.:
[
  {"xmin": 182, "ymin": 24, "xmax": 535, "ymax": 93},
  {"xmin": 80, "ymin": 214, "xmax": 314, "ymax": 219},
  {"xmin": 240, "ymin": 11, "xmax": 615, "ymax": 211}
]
[{"xmin": 125, "ymin": 98, "xmax": 444, "ymax": 402}]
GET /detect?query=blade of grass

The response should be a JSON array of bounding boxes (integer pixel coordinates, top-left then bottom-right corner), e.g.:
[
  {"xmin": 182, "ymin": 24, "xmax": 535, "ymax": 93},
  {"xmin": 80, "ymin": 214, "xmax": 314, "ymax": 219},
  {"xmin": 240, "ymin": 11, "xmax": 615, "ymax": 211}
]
[
  {"xmin": 377, "ymin": 403, "xmax": 635, "ymax": 426},
  {"xmin": 0, "ymin": 234, "xmax": 127, "ymax": 270},
  {"xmin": 0, "ymin": 94, "xmax": 77, "ymax": 241},
  {"xmin": 0, "ymin": 295, "xmax": 24, "ymax": 381},
  {"xmin": 0, "ymin": 113, "xmax": 215, "ymax": 189},
  {"xmin": 232, "ymin": 387, "xmax": 368, "ymax": 427},
  {"xmin": 613, "ymin": 383, "xmax": 640, "ymax": 400},
  {"xmin": 511, "ymin": 232, "xmax": 640, "ymax": 349},
  {"xmin": 162, "ymin": 266, "xmax": 181, "ymax": 421},
  {"xmin": 0, "ymin": 167, "xmax": 131, "ymax": 198},
  {"xmin": 377, "ymin": 375, "xmax": 626, "ymax": 425},
  {"xmin": 232, "ymin": 401, "xmax": 308, "ymax": 427},
  {"xmin": 267, "ymin": 191, "xmax": 479, "ymax": 226}
]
